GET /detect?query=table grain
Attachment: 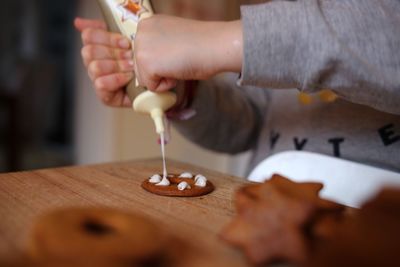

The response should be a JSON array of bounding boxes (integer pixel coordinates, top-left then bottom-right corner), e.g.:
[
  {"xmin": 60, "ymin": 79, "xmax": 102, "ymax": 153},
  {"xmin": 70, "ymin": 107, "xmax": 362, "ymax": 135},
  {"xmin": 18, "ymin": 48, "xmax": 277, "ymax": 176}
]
[{"xmin": 0, "ymin": 159, "xmax": 251, "ymax": 267}]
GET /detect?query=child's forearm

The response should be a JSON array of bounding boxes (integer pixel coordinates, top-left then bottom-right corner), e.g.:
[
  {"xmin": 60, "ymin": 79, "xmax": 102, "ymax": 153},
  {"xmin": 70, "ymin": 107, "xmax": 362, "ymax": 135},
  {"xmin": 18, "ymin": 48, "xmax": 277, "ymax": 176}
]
[
  {"xmin": 239, "ymin": 1, "xmax": 400, "ymax": 114},
  {"xmin": 208, "ymin": 20, "xmax": 243, "ymax": 74}
]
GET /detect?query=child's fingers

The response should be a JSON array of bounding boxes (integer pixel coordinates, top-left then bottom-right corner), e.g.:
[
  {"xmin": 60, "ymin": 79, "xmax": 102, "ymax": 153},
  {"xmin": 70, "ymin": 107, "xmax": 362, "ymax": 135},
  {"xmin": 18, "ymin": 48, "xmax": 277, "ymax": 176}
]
[
  {"xmin": 74, "ymin": 17, "xmax": 106, "ymax": 32},
  {"xmin": 81, "ymin": 28, "xmax": 131, "ymax": 49},
  {"xmin": 88, "ymin": 59, "xmax": 135, "ymax": 80},
  {"xmin": 135, "ymin": 66, "xmax": 177, "ymax": 92},
  {"xmin": 94, "ymin": 72, "xmax": 134, "ymax": 92},
  {"xmin": 94, "ymin": 73, "xmax": 134, "ymax": 107},
  {"xmin": 95, "ymin": 88, "xmax": 130, "ymax": 107},
  {"xmin": 81, "ymin": 45, "xmax": 133, "ymax": 67}
]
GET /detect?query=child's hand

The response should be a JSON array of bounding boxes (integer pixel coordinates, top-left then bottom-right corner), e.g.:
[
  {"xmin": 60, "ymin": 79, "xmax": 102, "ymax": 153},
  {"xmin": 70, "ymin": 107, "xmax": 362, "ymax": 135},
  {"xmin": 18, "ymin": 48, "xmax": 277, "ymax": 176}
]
[
  {"xmin": 74, "ymin": 15, "xmax": 243, "ymax": 105},
  {"xmin": 134, "ymin": 15, "xmax": 243, "ymax": 92},
  {"xmin": 74, "ymin": 17, "xmax": 134, "ymax": 107}
]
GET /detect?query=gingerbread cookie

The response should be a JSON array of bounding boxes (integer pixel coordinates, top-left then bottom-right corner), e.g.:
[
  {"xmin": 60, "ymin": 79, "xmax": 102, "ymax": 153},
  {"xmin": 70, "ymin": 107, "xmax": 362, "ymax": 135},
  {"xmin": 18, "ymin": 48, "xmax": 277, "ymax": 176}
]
[
  {"xmin": 28, "ymin": 207, "xmax": 169, "ymax": 266},
  {"xmin": 141, "ymin": 172, "xmax": 214, "ymax": 197},
  {"xmin": 309, "ymin": 188, "xmax": 400, "ymax": 267},
  {"xmin": 220, "ymin": 174, "xmax": 345, "ymax": 266}
]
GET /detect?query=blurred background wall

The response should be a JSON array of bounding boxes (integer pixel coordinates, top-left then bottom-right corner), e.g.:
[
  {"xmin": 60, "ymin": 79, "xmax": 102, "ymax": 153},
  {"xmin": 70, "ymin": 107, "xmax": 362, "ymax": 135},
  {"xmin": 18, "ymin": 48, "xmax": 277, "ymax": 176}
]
[
  {"xmin": 0, "ymin": 0, "xmax": 76, "ymax": 172},
  {"xmin": 0, "ymin": 0, "xmax": 263, "ymax": 176}
]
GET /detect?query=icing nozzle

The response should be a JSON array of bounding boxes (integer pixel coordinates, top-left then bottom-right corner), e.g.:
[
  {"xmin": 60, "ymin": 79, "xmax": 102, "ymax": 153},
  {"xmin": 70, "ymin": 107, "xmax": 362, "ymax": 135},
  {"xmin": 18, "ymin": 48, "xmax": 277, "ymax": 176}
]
[
  {"xmin": 133, "ymin": 91, "xmax": 177, "ymax": 134},
  {"xmin": 150, "ymin": 108, "xmax": 165, "ymax": 134}
]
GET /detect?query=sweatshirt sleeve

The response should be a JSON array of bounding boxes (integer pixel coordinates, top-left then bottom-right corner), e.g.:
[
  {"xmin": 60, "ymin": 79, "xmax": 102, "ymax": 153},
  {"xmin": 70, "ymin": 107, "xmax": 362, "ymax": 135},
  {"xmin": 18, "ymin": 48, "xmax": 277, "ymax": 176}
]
[
  {"xmin": 240, "ymin": 0, "xmax": 400, "ymax": 115},
  {"xmin": 172, "ymin": 73, "xmax": 269, "ymax": 154}
]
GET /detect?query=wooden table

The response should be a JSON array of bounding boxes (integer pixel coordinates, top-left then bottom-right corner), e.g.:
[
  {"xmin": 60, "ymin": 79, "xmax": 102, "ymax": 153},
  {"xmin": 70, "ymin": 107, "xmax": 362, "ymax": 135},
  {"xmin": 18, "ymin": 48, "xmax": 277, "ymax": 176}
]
[{"xmin": 0, "ymin": 159, "xmax": 251, "ymax": 266}]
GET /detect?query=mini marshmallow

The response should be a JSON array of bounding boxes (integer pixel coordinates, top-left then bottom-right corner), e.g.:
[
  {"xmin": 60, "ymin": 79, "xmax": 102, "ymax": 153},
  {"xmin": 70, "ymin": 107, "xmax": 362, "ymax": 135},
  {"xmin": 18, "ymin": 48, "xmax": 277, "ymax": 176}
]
[
  {"xmin": 178, "ymin": 181, "xmax": 191, "ymax": 191},
  {"xmin": 195, "ymin": 175, "xmax": 207, "ymax": 187},
  {"xmin": 195, "ymin": 174, "xmax": 207, "ymax": 182},
  {"xmin": 149, "ymin": 174, "xmax": 162, "ymax": 184},
  {"xmin": 179, "ymin": 172, "xmax": 193, "ymax": 179},
  {"xmin": 156, "ymin": 177, "xmax": 170, "ymax": 186}
]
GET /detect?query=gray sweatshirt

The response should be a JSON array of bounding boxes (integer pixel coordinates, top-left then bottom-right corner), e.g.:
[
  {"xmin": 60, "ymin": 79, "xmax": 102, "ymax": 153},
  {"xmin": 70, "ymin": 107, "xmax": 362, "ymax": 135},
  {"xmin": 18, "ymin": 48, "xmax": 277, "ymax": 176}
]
[{"xmin": 173, "ymin": 0, "xmax": 400, "ymax": 174}]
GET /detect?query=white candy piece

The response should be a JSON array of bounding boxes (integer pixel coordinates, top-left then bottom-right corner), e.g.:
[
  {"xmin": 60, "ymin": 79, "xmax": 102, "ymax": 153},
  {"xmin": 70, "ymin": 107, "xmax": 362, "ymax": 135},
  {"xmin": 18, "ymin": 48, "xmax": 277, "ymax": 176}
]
[
  {"xmin": 149, "ymin": 174, "xmax": 162, "ymax": 184},
  {"xmin": 156, "ymin": 177, "xmax": 170, "ymax": 186},
  {"xmin": 195, "ymin": 175, "xmax": 207, "ymax": 187},
  {"xmin": 179, "ymin": 172, "xmax": 193, "ymax": 179},
  {"xmin": 195, "ymin": 174, "xmax": 207, "ymax": 182},
  {"xmin": 177, "ymin": 181, "xmax": 191, "ymax": 191}
]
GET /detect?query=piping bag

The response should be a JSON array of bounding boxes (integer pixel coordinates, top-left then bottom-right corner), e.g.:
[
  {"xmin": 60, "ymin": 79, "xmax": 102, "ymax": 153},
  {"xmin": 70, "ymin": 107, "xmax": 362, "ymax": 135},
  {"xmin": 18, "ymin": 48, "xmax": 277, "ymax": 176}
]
[
  {"xmin": 97, "ymin": 0, "xmax": 176, "ymax": 183},
  {"xmin": 96, "ymin": 0, "xmax": 177, "ymax": 134}
]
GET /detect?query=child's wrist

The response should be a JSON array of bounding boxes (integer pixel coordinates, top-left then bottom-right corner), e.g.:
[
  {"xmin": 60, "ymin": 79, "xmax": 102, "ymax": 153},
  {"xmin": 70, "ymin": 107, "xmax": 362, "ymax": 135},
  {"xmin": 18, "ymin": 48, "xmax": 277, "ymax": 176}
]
[{"xmin": 212, "ymin": 20, "xmax": 243, "ymax": 74}]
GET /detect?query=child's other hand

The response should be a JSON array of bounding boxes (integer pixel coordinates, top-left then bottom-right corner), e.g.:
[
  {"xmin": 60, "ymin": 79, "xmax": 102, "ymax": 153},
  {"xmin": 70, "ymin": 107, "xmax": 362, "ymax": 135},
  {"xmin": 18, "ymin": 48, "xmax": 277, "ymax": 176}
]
[
  {"xmin": 135, "ymin": 15, "xmax": 243, "ymax": 92},
  {"xmin": 74, "ymin": 17, "xmax": 133, "ymax": 107}
]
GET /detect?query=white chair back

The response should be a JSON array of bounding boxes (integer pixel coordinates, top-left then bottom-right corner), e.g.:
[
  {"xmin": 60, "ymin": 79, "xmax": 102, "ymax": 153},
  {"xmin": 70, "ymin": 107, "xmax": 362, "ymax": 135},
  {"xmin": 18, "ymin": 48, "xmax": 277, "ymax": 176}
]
[{"xmin": 248, "ymin": 151, "xmax": 400, "ymax": 208}]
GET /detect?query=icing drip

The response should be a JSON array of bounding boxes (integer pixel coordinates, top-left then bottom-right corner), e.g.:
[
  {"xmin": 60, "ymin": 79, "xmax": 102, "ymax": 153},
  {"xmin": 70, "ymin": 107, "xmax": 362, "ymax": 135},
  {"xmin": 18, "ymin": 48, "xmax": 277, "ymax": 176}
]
[
  {"xmin": 156, "ymin": 132, "xmax": 170, "ymax": 186},
  {"xmin": 160, "ymin": 132, "xmax": 168, "ymax": 180},
  {"xmin": 179, "ymin": 172, "xmax": 193, "ymax": 179},
  {"xmin": 195, "ymin": 175, "xmax": 207, "ymax": 187},
  {"xmin": 156, "ymin": 177, "xmax": 170, "ymax": 186},
  {"xmin": 178, "ymin": 181, "xmax": 191, "ymax": 191},
  {"xmin": 149, "ymin": 174, "xmax": 162, "ymax": 184},
  {"xmin": 156, "ymin": 133, "xmax": 171, "ymax": 186}
]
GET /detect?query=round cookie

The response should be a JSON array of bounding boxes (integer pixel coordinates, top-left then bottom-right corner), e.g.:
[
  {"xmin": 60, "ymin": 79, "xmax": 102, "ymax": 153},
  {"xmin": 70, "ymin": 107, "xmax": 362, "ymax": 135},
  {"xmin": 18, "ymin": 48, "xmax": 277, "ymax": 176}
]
[
  {"xmin": 142, "ymin": 174, "xmax": 214, "ymax": 197},
  {"xmin": 28, "ymin": 207, "xmax": 169, "ymax": 265}
]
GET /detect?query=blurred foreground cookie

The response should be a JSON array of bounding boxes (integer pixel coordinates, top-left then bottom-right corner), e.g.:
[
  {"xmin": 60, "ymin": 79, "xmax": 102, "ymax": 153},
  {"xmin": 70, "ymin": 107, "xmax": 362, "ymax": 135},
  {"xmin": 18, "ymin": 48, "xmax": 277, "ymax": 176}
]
[
  {"xmin": 28, "ymin": 207, "xmax": 169, "ymax": 266},
  {"xmin": 142, "ymin": 173, "xmax": 214, "ymax": 197},
  {"xmin": 310, "ymin": 188, "xmax": 400, "ymax": 267},
  {"xmin": 220, "ymin": 174, "xmax": 345, "ymax": 265}
]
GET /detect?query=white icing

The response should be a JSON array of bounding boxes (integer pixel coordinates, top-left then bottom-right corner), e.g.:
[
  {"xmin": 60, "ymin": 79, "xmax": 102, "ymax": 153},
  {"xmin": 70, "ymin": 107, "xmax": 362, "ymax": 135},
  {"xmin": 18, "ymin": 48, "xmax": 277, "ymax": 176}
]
[
  {"xmin": 195, "ymin": 175, "xmax": 207, "ymax": 187},
  {"xmin": 178, "ymin": 181, "xmax": 191, "ymax": 191},
  {"xmin": 179, "ymin": 172, "xmax": 193, "ymax": 179},
  {"xmin": 149, "ymin": 174, "xmax": 162, "ymax": 184},
  {"xmin": 156, "ymin": 177, "xmax": 170, "ymax": 186},
  {"xmin": 160, "ymin": 133, "xmax": 168, "ymax": 182},
  {"xmin": 195, "ymin": 174, "xmax": 206, "ymax": 182}
]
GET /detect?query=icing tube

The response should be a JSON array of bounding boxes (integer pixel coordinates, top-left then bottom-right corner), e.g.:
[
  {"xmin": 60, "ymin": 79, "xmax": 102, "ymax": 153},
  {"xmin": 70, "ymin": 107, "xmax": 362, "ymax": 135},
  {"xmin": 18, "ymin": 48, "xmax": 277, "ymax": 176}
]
[
  {"xmin": 96, "ymin": 0, "xmax": 177, "ymax": 134},
  {"xmin": 96, "ymin": 0, "xmax": 150, "ymax": 101}
]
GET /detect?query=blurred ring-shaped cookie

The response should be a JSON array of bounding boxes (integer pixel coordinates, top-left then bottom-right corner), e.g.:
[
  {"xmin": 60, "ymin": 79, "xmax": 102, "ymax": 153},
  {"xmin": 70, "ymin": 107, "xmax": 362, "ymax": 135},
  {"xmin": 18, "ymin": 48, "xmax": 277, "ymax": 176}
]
[{"xmin": 28, "ymin": 207, "xmax": 168, "ymax": 265}]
